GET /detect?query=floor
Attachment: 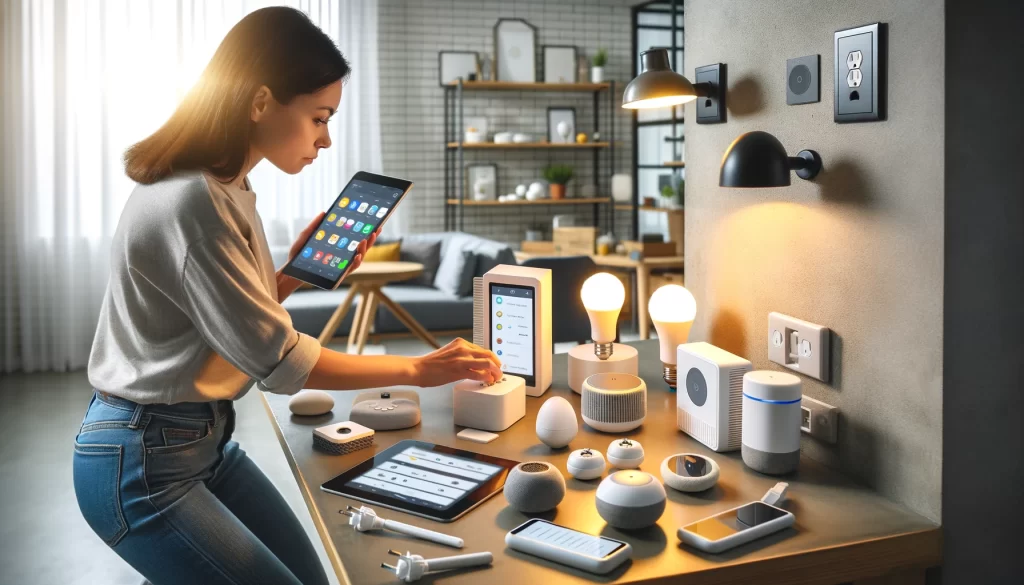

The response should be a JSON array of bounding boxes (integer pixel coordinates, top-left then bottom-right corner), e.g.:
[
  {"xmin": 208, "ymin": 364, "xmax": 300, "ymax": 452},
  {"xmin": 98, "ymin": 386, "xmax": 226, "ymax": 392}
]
[{"xmin": 0, "ymin": 334, "xmax": 639, "ymax": 584}]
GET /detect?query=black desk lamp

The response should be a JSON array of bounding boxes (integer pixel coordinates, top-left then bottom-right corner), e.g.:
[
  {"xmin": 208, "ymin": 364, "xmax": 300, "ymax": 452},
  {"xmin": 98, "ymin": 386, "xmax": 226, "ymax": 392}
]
[{"xmin": 719, "ymin": 131, "xmax": 822, "ymax": 187}]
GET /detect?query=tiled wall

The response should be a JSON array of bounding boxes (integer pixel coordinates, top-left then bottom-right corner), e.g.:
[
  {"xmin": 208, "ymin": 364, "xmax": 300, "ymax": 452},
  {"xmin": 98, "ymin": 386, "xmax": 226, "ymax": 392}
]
[{"xmin": 378, "ymin": 0, "xmax": 636, "ymax": 245}]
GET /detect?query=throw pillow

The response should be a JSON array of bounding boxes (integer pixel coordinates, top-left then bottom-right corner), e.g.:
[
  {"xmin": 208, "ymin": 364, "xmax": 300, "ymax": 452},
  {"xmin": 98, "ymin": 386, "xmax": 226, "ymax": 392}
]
[
  {"xmin": 398, "ymin": 240, "xmax": 442, "ymax": 287},
  {"xmin": 364, "ymin": 241, "xmax": 401, "ymax": 262}
]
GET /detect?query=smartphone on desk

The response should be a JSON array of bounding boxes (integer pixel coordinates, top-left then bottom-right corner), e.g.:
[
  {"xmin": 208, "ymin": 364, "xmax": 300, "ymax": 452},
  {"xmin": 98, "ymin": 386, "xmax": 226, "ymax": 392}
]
[
  {"xmin": 677, "ymin": 501, "xmax": 795, "ymax": 554},
  {"xmin": 281, "ymin": 172, "xmax": 413, "ymax": 289}
]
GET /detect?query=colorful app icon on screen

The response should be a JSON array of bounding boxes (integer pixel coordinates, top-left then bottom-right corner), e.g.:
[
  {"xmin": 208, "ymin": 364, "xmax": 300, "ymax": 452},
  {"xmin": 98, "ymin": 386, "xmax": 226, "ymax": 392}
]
[
  {"xmin": 344, "ymin": 219, "xmax": 355, "ymax": 229},
  {"xmin": 368, "ymin": 205, "xmax": 379, "ymax": 215},
  {"xmin": 361, "ymin": 224, "xmax": 373, "ymax": 234},
  {"xmin": 339, "ymin": 197, "xmax": 350, "ymax": 208},
  {"xmin": 336, "ymin": 216, "xmax": 347, "ymax": 227},
  {"xmin": 376, "ymin": 207, "xmax": 388, "ymax": 218},
  {"xmin": 357, "ymin": 202, "xmax": 369, "ymax": 213},
  {"xmin": 328, "ymin": 234, "xmax": 340, "ymax": 245},
  {"xmin": 353, "ymin": 221, "xmax": 365, "ymax": 231},
  {"xmin": 301, "ymin": 247, "xmax": 313, "ymax": 258},
  {"xmin": 313, "ymin": 251, "xmax": 324, "ymax": 261},
  {"xmin": 348, "ymin": 200, "xmax": 360, "ymax": 210},
  {"xmin": 496, "ymin": 350, "xmax": 503, "ymax": 356},
  {"xmin": 327, "ymin": 213, "xmax": 337, "ymax": 222},
  {"xmin": 322, "ymin": 256, "xmax": 331, "ymax": 265},
  {"xmin": 315, "ymin": 230, "xmax": 326, "ymax": 241},
  {"xmin": 347, "ymin": 240, "xmax": 360, "ymax": 252},
  {"xmin": 339, "ymin": 259, "xmax": 349, "ymax": 269},
  {"xmin": 337, "ymin": 237, "xmax": 349, "ymax": 248},
  {"xmin": 329, "ymin": 257, "xmax": 340, "ymax": 267}
]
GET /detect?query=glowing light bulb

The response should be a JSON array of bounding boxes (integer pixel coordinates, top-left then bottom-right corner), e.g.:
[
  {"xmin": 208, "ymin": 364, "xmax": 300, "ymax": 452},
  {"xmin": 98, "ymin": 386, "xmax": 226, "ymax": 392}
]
[
  {"xmin": 580, "ymin": 273, "xmax": 625, "ymax": 359},
  {"xmin": 648, "ymin": 284, "xmax": 697, "ymax": 387}
]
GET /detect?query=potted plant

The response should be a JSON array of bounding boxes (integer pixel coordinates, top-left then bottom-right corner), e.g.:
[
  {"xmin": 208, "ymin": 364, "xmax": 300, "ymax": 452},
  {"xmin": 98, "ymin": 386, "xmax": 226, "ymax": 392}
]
[
  {"xmin": 660, "ymin": 177, "xmax": 685, "ymax": 208},
  {"xmin": 543, "ymin": 164, "xmax": 574, "ymax": 200},
  {"xmin": 591, "ymin": 48, "xmax": 607, "ymax": 83}
]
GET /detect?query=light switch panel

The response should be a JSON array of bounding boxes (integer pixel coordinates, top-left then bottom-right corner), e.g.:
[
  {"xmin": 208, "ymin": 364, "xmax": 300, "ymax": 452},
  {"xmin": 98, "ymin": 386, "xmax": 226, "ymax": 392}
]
[
  {"xmin": 768, "ymin": 312, "xmax": 830, "ymax": 382},
  {"xmin": 695, "ymin": 63, "xmax": 726, "ymax": 124},
  {"xmin": 834, "ymin": 22, "xmax": 886, "ymax": 122}
]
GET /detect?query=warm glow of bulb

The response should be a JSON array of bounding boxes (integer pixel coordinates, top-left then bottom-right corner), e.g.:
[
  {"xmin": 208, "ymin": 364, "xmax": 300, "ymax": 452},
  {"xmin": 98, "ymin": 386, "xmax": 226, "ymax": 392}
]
[
  {"xmin": 648, "ymin": 284, "xmax": 697, "ymax": 322},
  {"xmin": 621, "ymin": 94, "xmax": 697, "ymax": 109},
  {"xmin": 580, "ymin": 273, "xmax": 625, "ymax": 311}
]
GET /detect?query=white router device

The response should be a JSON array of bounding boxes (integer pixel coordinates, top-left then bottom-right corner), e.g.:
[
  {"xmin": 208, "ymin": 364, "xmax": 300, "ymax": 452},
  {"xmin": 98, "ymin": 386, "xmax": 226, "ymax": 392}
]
[{"xmin": 676, "ymin": 342, "xmax": 752, "ymax": 452}]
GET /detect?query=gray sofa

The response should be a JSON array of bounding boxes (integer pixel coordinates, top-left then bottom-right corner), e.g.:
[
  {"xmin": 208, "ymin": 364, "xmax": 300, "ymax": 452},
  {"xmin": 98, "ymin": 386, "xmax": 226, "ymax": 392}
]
[{"xmin": 276, "ymin": 232, "xmax": 516, "ymax": 339}]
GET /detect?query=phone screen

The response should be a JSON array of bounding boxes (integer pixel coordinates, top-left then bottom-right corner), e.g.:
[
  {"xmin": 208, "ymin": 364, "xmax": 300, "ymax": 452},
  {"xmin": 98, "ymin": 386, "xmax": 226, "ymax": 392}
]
[
  {"xmin": 512, "ymin": 519, "xmax": 625, "ymax": 558},
  {"xmin": 489, "ymin": 283, "xmax": 535, "ymax": 386},
  {"xmin": 684, "ymin": 502, "xmax": 789, "ymax": 542},
  {"xmin": 286, "ymin": 175, "xmax": 407, "ymax": 288}
]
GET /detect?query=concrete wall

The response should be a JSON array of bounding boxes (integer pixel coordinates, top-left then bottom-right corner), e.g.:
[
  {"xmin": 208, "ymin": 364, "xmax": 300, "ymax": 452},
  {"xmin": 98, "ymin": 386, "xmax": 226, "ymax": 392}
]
[
  {"xmin": 378, "ymin": 0, "xmax": 635, "ymax": 245},
  {"xmin": 684, "ymin": 0, "xmax": 944, "ymax": 521}
]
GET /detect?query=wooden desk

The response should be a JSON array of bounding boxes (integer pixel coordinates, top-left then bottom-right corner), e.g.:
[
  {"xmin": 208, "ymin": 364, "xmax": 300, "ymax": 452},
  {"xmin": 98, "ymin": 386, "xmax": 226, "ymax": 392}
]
[
  {"xmin": 262, "ymin": 340, "xmax": 940, "ymax": 585},
  {"xmin": 514, "ymin": 252, "xmax": 685, "ymax": 340},
  {"xmin": 316, "ymin": 261, "xmax": 440, "ymax": 354}
]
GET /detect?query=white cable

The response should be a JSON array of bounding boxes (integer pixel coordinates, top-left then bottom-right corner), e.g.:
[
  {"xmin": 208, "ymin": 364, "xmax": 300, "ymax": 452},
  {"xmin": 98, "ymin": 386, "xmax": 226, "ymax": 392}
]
[
  {"xmin": 761, "ymin": 482, "xmax": 790, "ymax": 507},
  {"xmin": 340, "ymin": 505, "xmax": 464, "ymax": 549},
  {"xmin": 381, "ymin": 549, "xmax": 493, "ymax": 583}
]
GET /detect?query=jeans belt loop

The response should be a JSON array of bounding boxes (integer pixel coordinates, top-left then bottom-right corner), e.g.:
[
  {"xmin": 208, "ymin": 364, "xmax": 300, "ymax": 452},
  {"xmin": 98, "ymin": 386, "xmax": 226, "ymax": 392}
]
[
  {"xmin": 127, "ymin": 402, "xmax": 146, "ymax": 430},
  {"xmin": 210, "ymin": 401, "xmax": 221, "ymax": 428}
]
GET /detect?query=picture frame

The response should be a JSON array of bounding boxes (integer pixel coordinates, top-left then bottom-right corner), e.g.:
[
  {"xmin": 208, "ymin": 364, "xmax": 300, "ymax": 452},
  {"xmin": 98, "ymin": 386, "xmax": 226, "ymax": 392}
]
[
  {"xmin": 494, "ymin": 18, "xmax": 537, "ymax": 82},
  {"xmin": 547, "ymin": 107, "xmax": 577, "ymax": 144},
  {"xmin": 466, "ymin": 163, "xmax": 498, "ymax": 201},
  {"xmin": 543, "ymin": 45, "xmax": 578, "ymax": 83},
  {"xmin": 439, "ymin": 51, "xmax": 480, "ymax": 86}
]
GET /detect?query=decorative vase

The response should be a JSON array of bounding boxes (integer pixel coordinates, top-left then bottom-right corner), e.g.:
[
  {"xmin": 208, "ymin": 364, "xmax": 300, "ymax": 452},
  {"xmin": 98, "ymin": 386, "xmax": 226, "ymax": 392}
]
[
  {"xmin": 550, "ymin": 184, "xmax": 566, "ymax": 200},
  {"xmin": 591, "ymin": 66, "xmax": 605, "ymax": 83}
]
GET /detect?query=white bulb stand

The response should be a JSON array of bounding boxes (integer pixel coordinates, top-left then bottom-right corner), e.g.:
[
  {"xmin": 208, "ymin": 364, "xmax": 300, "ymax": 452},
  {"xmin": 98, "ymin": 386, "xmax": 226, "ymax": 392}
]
[{"xmin": 568, "ymin": 343, "xmax": 639, "ymax": 394}]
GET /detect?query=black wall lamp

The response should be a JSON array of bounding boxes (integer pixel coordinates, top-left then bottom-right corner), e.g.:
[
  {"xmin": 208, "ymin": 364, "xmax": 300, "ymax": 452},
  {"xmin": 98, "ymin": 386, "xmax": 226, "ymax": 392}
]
[
  {"xmin": 719, "ymin": 131, "xmax": 822, "ymax": 187},
  {"xmin": 622, "ymin": 49, "xmax": 725, "ymax": 123}
]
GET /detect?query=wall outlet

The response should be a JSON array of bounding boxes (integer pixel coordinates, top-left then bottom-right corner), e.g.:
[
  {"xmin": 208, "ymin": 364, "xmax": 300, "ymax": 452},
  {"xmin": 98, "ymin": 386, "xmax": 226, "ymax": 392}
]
[
  {"xmin": 800, "ymin": 395, "xmax": 839, "ymax": 444},
  {"xmin": 768, "ymin": 312, "xmax": 830, "ymax": 382},
  {"xmin": 834, "ymin": 22, "xmax": 886, "ymax": 122}
]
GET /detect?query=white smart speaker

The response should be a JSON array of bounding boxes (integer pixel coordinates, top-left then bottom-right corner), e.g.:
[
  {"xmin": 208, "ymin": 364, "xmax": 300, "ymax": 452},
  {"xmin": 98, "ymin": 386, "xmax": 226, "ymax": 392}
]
[
  {"xmin": 741, "ymin": 370, "xmax": 802, "ymax": 475},
  {"xmin": 595, "ymin": 470, "xmax": 666, "ymax": 530},
  {"xmin": 581, "ymin": 373, "xmax": 646, "ymax": 433},
  {"xmin": 474, "ymin": 266, "xmax": 552, "ymax": 397},
  {"xmin": 675, "ymin": 342, "xmax": 752, "ymax": 452}
]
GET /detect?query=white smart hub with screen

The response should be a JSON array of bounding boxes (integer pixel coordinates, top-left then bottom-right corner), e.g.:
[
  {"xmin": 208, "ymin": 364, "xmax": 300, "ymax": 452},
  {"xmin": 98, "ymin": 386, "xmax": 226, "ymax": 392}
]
[{"xmin": 481, "ymin": 265, "xmax": 552, "ymax": 396}]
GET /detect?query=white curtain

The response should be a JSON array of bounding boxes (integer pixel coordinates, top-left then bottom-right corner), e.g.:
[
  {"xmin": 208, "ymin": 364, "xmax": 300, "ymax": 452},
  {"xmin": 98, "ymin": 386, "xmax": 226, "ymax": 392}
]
[{"xmin": 1, "ymin": 0, "xmax": 390, "ymax": 373}]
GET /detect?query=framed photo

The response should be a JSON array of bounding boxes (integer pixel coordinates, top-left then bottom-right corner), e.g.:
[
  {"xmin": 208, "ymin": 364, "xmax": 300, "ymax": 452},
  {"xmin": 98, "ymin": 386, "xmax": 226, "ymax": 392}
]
[
  {"xmin": 543, "ymin": 45, "xmax": 577, "ymax": 83},
  {"xmin": 494, "ymin": 18, "xmax": 537, "ymax": 82},
  {"xmin": 466, "ymin": 163, "xmax": 498, "ymax": 201},
  {"xmin": 439, "ymin": 51, "xmax": 480, "ymax": 86},
  {"xmin": 547, "ymin": 107, "xmax": 576, "ymax": 144}
]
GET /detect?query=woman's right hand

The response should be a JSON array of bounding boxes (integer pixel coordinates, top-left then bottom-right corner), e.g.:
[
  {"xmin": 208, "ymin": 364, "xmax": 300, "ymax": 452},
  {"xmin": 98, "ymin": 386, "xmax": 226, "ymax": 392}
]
[{"xmin": 412, "ymin": 338, "xmax": 503, "ymax": 387}]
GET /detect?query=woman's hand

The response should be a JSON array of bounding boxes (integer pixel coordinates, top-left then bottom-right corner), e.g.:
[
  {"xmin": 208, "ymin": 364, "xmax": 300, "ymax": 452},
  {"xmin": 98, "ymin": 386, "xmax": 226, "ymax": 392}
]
[
  {"xmin": 412, "ymin": 338, "xmax": 503, "ymax": 387},
  {"xmin": 276, "ymin": 212, "xmax": 325, "ymax": 301},
  {"xmin": 333, "ymin": 228, "xmax": 379, "ymax": 289}
]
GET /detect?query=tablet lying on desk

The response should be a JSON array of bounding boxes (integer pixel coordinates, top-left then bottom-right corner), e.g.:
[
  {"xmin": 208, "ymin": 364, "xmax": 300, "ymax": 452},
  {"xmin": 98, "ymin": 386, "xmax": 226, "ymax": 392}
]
[{"xmin": 321, "ymin": 439, "xmax": 519, "ymax": 523}]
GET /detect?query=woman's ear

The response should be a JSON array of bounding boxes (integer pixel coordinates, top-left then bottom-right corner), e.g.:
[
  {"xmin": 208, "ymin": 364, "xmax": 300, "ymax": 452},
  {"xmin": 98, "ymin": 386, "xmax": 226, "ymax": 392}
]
[{"xmin": 250, "ymin": 85, "xmax": 274, "ymax": 122}]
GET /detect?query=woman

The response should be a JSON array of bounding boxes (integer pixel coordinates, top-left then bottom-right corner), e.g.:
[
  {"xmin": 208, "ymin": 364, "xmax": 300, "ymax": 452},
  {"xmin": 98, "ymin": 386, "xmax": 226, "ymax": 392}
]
[{"xmin": 73, "ymin": 7, "xmax": 501, "ymax": 585}]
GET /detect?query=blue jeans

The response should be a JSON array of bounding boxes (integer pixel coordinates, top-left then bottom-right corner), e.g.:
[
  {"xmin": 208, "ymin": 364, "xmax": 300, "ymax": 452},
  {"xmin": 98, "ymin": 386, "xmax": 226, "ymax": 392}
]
[{"xmin": 72, "ymin": 392, "xmax": 329, "ymax": 585}]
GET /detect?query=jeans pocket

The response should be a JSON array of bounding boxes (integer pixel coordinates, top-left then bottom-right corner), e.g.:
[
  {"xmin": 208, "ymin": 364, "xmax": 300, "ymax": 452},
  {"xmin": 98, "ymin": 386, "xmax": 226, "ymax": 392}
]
[
  {"xmin": 146, "ymin": 417, "xmax": 213, "ymax": 455},
  {"xmin": 72, "ymin": 442, "xmax": 128, "ymax": 547}
]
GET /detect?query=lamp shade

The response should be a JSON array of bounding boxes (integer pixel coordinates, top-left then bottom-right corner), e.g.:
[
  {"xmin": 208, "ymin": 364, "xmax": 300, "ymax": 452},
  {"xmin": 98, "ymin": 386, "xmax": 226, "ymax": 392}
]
[
  {"xmin": 622, "ymin": 49, "xmax": 697, "ymax": 110},
  {"xmin": 719, "ymin": 131, "xmax": 822, "ymax": 187}
]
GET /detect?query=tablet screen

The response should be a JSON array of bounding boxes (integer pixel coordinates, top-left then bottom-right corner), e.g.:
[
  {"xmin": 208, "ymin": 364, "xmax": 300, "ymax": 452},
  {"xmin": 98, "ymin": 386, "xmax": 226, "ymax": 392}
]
[{"xmin": 284, "ymin": 172, "xmax": 411, "ymax": 289}]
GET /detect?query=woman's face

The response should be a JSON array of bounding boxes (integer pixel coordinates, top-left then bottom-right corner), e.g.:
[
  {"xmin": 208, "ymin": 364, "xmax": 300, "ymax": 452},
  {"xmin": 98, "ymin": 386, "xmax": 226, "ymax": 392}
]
[{"xmin": 249, "ymin": 79, "xmax": 343, "ymax": 174}]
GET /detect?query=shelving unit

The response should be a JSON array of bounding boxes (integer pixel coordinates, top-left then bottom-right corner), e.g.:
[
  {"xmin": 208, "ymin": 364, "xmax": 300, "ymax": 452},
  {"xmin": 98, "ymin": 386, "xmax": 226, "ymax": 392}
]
[{"xmin": 443, "ymin": 79, "xmax": 617, "ymax": 232}]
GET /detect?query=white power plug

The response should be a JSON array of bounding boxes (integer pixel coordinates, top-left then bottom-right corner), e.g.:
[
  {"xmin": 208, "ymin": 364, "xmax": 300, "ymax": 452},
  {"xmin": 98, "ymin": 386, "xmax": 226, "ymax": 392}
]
[{"xmin": 800, "ymin": 395, "xmax": 838, "ymax": 443}]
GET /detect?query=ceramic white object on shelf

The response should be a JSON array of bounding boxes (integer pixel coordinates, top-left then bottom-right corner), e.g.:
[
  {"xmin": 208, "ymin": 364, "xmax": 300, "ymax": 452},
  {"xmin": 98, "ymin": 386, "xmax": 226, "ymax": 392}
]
[
  {"xmin": 591, "ymin": 66, "xmax": 605, "ymax": 83},
  {"xmin": 289, "ymin": 390, "xmax": 334, "ymax": 416},
  {"xmin": 464, "ymin": 130, "xmax": 485, "ymax": 144},
  {"xmin": 515, "ymin": 184, "xmax": 528, "ymax": 197},
  {"xmin": 512, "ymin": 132, "xmax": 532, "ymax": 143},
  {"xmin": 556, "ymin": 121, "xmax": 571, "ymax": 143},
  {"xmin": 536, "ymin": 396, "xmax": 578, "ymax": 448},
  {"xmin": 494, "ymin": 131, "xmax": 514, "ymax": 144}
]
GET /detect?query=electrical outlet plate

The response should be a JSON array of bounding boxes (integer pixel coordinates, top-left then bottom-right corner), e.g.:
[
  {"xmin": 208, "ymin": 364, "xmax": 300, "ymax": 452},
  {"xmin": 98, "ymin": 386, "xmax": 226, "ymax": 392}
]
[
  {"xmin": 800, "ymin": 395, "xmax": 839, "ymax": 444},
  {"xmin": 834, "ymin": 22, "xmax": 886, "ymax": 122},
  {"xmin": 768, "ymin": 312, "xmax": 830, "ymax": 382},
  {"xmin": 694, "ymin": 63, "xmax": 726, "ymax": 124}
]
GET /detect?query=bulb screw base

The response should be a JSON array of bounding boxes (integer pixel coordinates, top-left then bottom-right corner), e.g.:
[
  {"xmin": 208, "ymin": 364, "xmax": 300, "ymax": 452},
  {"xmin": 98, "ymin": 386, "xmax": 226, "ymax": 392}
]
[
  {"xmin": 663, "ymin": 364, "xmax": 677, "ymax": 389},
  {"xmin": 593, "ymin": 342, "xmax": 614, "ymax": 361}
]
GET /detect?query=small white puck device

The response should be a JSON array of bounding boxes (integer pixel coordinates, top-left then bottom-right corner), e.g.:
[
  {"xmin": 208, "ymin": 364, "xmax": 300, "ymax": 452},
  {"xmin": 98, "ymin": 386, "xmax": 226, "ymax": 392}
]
[
  {"xmin": 566, "ymin": 448, "xmax": 606, "ymax": 480},
  {"xmin": 606, "ymin": 438, "xmax": 644, "ymax": 469},
  {"xmin": 660, "ymin": 453, "xmax": 720, "ymax": 493},
  {"xmin": 454, "ymin": 375, "xmax": 526, "ymax": 432},
  {"xmin": 313, "ymin": 421, "xmax": 375, "ymax": 455}
]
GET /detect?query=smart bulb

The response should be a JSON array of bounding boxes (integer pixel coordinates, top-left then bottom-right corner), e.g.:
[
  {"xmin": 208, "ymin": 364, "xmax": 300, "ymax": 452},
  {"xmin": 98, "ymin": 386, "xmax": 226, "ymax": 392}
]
[
  {"xmin": 648, "ymin": 284, "xmax": 697, "ymax": 388},
  {"xmin": 580, "ymin": 272, "xmax": 625, "ymax": 360}
]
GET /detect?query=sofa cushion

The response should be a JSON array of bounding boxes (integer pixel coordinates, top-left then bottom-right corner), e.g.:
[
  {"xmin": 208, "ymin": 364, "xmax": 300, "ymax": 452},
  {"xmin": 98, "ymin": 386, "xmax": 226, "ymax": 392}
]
[
  {"xmin": 397, "ymin": 239, "xmax": 442, "ymax": 287},
  {"xmin": 281, "ymin": 287, "xmax": 356, "ymax": 338},
  {"xmin": 365, "ymin": 241, "xmax": 401, "ymax": 262},
  {"xmin": 374, "ymin": 286, "xmax": 474, "ymax": 333}
]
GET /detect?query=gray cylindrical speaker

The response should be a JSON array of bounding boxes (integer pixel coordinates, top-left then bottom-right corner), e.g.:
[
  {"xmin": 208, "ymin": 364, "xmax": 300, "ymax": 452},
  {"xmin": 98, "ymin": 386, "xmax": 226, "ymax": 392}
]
[
  {"xmin": 595, "ymin": 470, "xmax": 666, "ymax": 530},
  {"xmin": 581, "ymin": 373, "xmax": 647, "ymax": 433},
  {"xmin": 503, "ymin": 462, "xmax": 566, "ymax": 513}
]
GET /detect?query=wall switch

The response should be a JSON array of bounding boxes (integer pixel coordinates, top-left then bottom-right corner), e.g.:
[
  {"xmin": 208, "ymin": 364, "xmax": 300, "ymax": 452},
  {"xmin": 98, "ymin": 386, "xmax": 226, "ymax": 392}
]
[
  {"xmin": 768, "ymin": 312, "xmax": 830, "ymax": 382},
  {"xmin": 834, "ymin": 22, "xmax": 886, "ymax": 122},
  {"xmin": 800, "ymin": 395, "xmax": 839, "ymax": 444}
]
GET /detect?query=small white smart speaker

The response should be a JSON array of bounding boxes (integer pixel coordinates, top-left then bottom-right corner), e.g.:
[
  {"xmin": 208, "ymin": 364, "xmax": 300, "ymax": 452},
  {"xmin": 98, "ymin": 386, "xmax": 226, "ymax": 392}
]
[
  {"xmin": 595, "ymin": 470, "xmax": 666, "ymax": 530},
  {"xmin": 289, "ymin": 390, "xmax": 335, "ymax": 416},
  {"xmin": 660, "ymin": 454, "xmax": 720, "ymax": 493},
  {"xmin": 741, "ymin": 370, "xmax": 803, "ymax": 475},
  {"xmin": 504, "ymin": 462, "xmax": 566, "ymax": 513},
  {"xmin": 535, "ymin": 396, "xmax": 578, "ymax": 448},
  {"xmin": 454, "ymin": 375, "xmax": 526, "ymax": 432},
  {"xmin": 676, "ymin": 342, "xmax": 753, "ymax": 452},
  {"xmin": 606, "ymin": 438, "xmax": 644, "ymax": 469},
  {"xmin": 566, "ymin": 448, "xmax": 606, "ymax": 480},
  {"xmin": 581, "ymin": 373, "xmax": 647, "ymax": 433}
]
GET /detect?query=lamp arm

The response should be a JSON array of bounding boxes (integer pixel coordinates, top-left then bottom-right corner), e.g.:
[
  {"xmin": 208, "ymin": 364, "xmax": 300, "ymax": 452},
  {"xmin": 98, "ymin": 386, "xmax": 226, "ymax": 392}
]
[
  {"xmin": 692, "ymin": 81, "xmax": 715, "ymax": 98},
  {"xmin": 787, "ymin": 150, "xmax": 823, "ymax": 180}
]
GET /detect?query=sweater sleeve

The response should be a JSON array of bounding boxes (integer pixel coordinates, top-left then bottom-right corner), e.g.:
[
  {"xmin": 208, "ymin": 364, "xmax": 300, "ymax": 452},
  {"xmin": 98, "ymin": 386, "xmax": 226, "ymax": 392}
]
[{"xmin": 179, "ymin": 230, "xmax": 321, "ymax": 395}]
